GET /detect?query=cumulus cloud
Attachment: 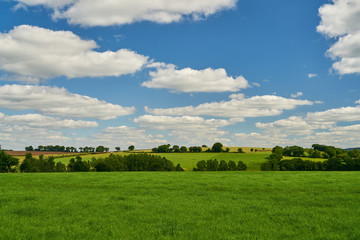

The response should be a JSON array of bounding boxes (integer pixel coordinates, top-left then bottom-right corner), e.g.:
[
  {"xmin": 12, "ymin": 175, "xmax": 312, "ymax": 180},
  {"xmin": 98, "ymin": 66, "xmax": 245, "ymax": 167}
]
[
  {"xmin": 84, "ymin": 125, "xmax": 167, "ymax": 149},
  {"xmin": 0, "ymin": 25, "xmax": 148, "ymax": 81},
  {"xmin": 306, "ymin": 106, "xmax": 360, "ymax": 122},
  {"xmin": 142, "ymin": 65, "xmax": 249, "ymax": 93},
  {"xmin": 134, "ymin": 115, "xmax": 231, "ymax": 145},
  {"xmin": 145, "ymin": 94, "xmax": 313, "ymax": 119},
  {"xmin": 232, "ymin": 132, "xmax": 288, "ymax": 148},
  {"xmin": 0, "ymin": 84, "xmax": 135, "ymax": 120},
  {"xmin": 291, "ymin": 92, "xmax": 303, "ymax": 98},
  {"xmin": 15, "ymin": 0, "xmax": 237, "ymax": 27},
  {"xmin": 0, "ymin": 112, "xmax": 98, "ymax": 129},
  {"xmin": 318, "ymin": 0, "xmax": 360, "ymax": 74}
]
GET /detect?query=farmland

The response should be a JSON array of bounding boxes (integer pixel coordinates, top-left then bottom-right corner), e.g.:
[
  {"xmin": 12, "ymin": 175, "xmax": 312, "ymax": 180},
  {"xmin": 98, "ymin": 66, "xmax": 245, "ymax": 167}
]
[{"xmin": 1, "ymin": 172, "xmax": 359, "ymax": 239}]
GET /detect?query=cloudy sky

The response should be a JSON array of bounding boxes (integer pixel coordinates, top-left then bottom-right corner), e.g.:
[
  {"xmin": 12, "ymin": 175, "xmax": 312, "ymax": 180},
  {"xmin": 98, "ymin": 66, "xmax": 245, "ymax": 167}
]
[{"xmin": 1, "ymin": 0, "xmax": 360, "ymax": 150}]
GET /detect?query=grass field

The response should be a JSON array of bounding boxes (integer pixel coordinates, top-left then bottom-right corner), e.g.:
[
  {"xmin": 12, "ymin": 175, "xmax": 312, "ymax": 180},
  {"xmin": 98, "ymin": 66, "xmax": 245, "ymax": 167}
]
[
  {"xmin": 52, "ymin": 152, "xmax": 272, "ymax": 171},
  {"xmin": 0, "ymin": 172, "xmax": 359, "ymax": 239}
]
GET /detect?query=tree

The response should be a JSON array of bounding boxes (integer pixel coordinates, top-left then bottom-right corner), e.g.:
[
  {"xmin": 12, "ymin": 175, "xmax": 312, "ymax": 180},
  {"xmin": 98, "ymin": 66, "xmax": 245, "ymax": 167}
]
[
  {"xmin": 115, "ymin": 147, "xmax": 121, "ymax": 152},
  {"xmin": 218, "ymin": 160, "xmax": 228, "ymax": 171},
  {"xmin": 180, "ymin": 146, "xmax": 187, "ymax": 152},
  {"xmin": 25, "ymin": 146, "xmax": 34, "ymax": 151},
  {"xmin": 0, "ymin": 150, "xmax": 19, "ymax": 173},
  {"xmin": 237, "ymin": 161, "xmax": 247, "ymax": 171},
  {"xmin": 237, "ymin": 148, "xmax": 244, "ymax": 153},
  {"xmin": 228, "ymin": 160, "xmax": 237, "ymax": 170},
  {"xmin": 202, "ymin": 145, "xmax": 207, "ymax": 148},
  {"xmin": 172, "ymin": 145, "xmax": 180, "ymax": 153},
  {"xmin": 128, "ymin": 145, "xmax": 135, "ymax": 151},
  {"xmin": 104, "ymin": 147, "xmax": 109, "ymax": 153},
  {"xmin": 250, "ymin": 148, "xmax": 254, "ymax": 152},
  {"xmin": 212, "ymin": 142, "xmax": 223, "ymax": 152},
  {"xmin": 96, "ymin": 146, "xmax": 105, "ymax": 152}
]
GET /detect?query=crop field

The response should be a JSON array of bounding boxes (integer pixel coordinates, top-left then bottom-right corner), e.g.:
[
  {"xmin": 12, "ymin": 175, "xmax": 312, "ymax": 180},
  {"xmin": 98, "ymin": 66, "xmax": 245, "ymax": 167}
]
[{"xmin": 1, "ymin": 172, "xmax": 359, "ymax": 239}]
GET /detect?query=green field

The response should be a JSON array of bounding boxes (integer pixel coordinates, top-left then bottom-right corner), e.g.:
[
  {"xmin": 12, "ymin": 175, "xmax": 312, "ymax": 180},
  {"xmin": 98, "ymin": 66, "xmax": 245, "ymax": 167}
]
[
  {"xmin": 53, "ymin": 152, "xmax": 272, "ymax": 171},
  {"xmin": 1, "ymin": 172, "xmax": 359, "ymax": 239}
]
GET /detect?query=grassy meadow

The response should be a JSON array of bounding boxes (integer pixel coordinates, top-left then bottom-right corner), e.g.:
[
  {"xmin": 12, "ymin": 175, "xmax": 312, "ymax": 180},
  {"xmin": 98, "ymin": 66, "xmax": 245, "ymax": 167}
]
[{"xmin": 1, "ymin": 172, "xmax": 359, "ymax": 239}]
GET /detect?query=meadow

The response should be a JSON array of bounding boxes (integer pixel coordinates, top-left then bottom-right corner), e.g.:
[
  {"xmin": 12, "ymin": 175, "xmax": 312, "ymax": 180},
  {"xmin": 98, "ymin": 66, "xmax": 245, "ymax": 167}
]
[{"xmin": 0, "ymin": 172, "xmax": 359, "ymax": 239}]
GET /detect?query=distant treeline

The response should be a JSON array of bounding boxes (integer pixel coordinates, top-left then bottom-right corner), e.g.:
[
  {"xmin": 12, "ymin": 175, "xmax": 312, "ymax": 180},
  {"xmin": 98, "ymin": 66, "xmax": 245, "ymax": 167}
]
[
  {"xmin": 193, "ymin": 159, "xmax": 247, "ymax": 171},
  {"xmin": 0, "ymin": 151, "xmax": 184, "ymax": 173},
  {"xmin": 24, "ymin": 145, "xmax": 110, "ymax": 153},
  {"xmin": 262, "ymin": 145, "xmax": 360, "ymax": 171},
  {"xmin": 152, "ymin": 142, "xmax": 233, "ymax": 153}
]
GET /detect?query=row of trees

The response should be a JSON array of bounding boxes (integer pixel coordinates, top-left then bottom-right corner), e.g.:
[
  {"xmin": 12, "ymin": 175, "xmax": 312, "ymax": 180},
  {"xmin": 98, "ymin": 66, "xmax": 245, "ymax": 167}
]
[
  {"xmin": 152, "ymin": 142, "xmax": 232, "ymax": 153},
  {"xmin": 262, "ymin": 146, "xmax": 360, "ymax": 171},
  {"xmin": 25, "ymin": 145, "xmax": 136, "ymax": 153},
  {"xmin": 3, "ymin": 152, "xmax": 184, "ymax": 173},
  {"xmin": 193, "ymin": 159, "xmax": 247, "ymax": 171},
  {"xmin": 272, "ymin": 144, "xmax": 358, "ymax": 159}
]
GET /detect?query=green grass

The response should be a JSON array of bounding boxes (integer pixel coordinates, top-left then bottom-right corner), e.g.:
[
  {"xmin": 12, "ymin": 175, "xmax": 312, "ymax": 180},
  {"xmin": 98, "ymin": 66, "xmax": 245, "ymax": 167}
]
[
  {"xmin": 54, "ymin": 152, "xmax": 271, "ymax": 171},
  {"xmin": 0, "ymin": 172, "xmax": 359, "ymax": 239},
  {"xmin": 154, "ymin": 152, "xmax": 271, "ymax": 171}
]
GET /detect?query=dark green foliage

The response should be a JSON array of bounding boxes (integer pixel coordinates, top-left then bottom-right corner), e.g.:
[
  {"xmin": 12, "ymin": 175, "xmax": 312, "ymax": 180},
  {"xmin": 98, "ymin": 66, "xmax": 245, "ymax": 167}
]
[
  {"xmin": 322, "ymin": 152, "xmax": 330, "ymax": 159},
  {"xmin": 152, "ymin": 144, "xmax": 171, "ymax": 153},
  {"xmin": 228, "ymin": 160, "xmax": 237, "ymax": 170},
  {"xmin": 25, "ymin": 146, "xmax": 33, "ymax": 151},
  {"xmin": 250, "ymin": 148, "xmax": 254, "ymax": 152},
  {"xmin": 67, "ymin": 156, "xmax": 90, "ymax": 172},
  {"xmin": 128, "ymin": 145, "xmax": 135, "ymax": 151},
  {"xmin": 180, "ymin": 146, "xmax": 187, "ymax": 152},
  {"xmin": 260, "ymin": 153, "xmax": 281, "ymax": 171},
  {"xmin": 283, "ymin": 146, "xmax": 304, "ymax": 157},
  {"xmin": 189, "ymin": 146, "xmax": 202, "ymax": 152},
  {"xmin": 20, "ymin": 153, "xmax": 63, "ymax": 173},
  {"xmin": 218, "ymin": 160, "xmax": 228, "ymax": 171},
  {"xmin": 93, "ymin": 154, "xmax": 179, "ymax": 172},
  {"xmin": 0, "ymin": 151, "xmax": 19, "ymax": 173},
  {"xmin": 236, "ymin": 161, "xmax": 247, "ymax": 171},
  {"xmin": 175, "ymin": 164, "xmax": 184, "ymax": 171},
  {"xmin": 225, "ymin": 148, "xmax": 230, "ymax": 152},
  {"xmin": 95, "ymin": 146, "xmax": 105, "ymax": 152},
  {"xmin": 55, "ymin": 162, "xmax": 67, "ymax": 172},
  {"xmin": 172, "ymin": 145, "xmax": 180, "ymax": 152},
  {"xmin": 206, "ymin": 159, "xmax": 219, "ymax": 171},
  {"xmin": 202, "ymin": 145, "xmax": 207, "ymax": 148},
  {"xmin": 237, "ymin": 148, "xmax": 244, "ymax": 153},
  {"xmin": 193, "ymin": 159, "xmax": 247, "ymax": 171},
  {"xmin": 272, "ymin": 146, "xmax": 283, "ymax": 156},
  {"xmin": 211, "ymin": 142, "xmax": 223, "ymax": 152}
]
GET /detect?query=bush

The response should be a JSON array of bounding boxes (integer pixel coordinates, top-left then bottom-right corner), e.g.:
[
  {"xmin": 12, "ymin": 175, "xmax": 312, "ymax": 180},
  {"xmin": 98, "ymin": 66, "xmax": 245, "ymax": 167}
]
[
  {"xmin": 193, "ymin": 159, "xmax": 247, "ymax": 171},
  {"xmin": 0, "ymin": 151, "xmax": 19, "ymax": 173}
]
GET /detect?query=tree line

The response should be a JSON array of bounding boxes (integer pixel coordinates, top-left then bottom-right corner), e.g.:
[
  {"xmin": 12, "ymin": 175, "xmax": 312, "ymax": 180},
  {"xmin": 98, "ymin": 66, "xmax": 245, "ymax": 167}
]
[
  {"xmin": 262, "ymin": 145, "xmax": 360, "ymax": 171},
  {"xmin": 193, "ymin": 159, "xmax": 247, "ymax": 171},
  {"xmin": 0, "ymin": 151, "xmax": 184, "ymax": 173},
  {"xmin": 152, "ymin": 142, "xmax": 233, "ymax": 153}
]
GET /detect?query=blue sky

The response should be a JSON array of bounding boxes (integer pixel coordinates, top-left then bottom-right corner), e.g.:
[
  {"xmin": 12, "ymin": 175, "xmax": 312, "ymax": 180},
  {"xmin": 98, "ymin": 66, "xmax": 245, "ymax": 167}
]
[{"xmin": 1, "ymin": 0, "xmax": 360, "ymax": 150}]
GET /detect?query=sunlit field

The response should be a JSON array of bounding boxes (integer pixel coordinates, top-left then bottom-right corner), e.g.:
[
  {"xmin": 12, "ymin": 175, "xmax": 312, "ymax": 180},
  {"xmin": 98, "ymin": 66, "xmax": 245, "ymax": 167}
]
[{"xmin": 1, "ymin": 172, "xmax": 359, "ymax": 239}]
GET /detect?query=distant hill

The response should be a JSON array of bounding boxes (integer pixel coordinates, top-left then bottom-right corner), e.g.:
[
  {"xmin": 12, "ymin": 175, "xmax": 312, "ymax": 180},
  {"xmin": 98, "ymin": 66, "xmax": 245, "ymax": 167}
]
[{"xmin": 344, "ymin": 148, "xmax": 360, "ymax": 151}]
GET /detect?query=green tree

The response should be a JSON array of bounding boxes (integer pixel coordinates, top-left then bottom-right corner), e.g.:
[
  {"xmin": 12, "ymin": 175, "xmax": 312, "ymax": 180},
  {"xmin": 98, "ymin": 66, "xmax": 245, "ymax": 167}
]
[
  {"xmin": 212, "ymin": 142, "xmax": 223, "ymax": 152},
  {"xmin": 237, "ymin": 161, "xmax": 247, "ymax": 171},
  {"xmin": 237, "ymin": 148, "xmax": 244, "ymax": 153},
  {"xmin": 96, "ymin": 146, "xmax": 105, "ymax": 152},
  {"xmin": 128, "ymin": 145, "xmax": 135, "ymax": 151},
  {"xmin": 0, "ymin": 151, "xmax": 19, "ymax": 173},
  {"xmin": 115, "ymin": 147, "xmax": 121, "ymax": 152},
  {"xmin": 180, "ymin": 146, "xmax": 187, "ymax": 152},
  {"xmin": 228, "ymin": 160, "xmax": 237, "ymax": 170}
]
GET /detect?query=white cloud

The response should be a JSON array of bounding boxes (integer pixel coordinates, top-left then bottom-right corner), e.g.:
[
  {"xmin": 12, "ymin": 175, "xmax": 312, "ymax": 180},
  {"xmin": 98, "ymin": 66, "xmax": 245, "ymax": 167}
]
[
  {"xmin": 0, "ymin": 113, "xmax": 98, "ymax": 129},
  {"xmin": 291, "ymin": 92, "xmax": 303, "ymax": 98},
  {"xmin": 326, "ymin": 32, "xmax": 360, "ymax": 74},
  {"xmin": 317, "ymin": 0, "xmax": 360, "ymax": 37},
  {"xmin": 84, "ymin": 125, "xmax": 168, "ymax": 149},
  {"xmin": 308, "ymin": 73, "xmax": 317, "ymax": 78},
  {"xmin": 134, "ymin": 115, "xmax": 231, "ymax": 145},
  {"xmin": 0, "ymin": 84, "xmax": 135, "ymax": 120},
  {"xmin": 306, "ymin": 106, "xmax": 360, "ymax": 123},
  {"xmin": 143, "ymin": 65, "xmax": 249, "ymax": 92},
  {"xmin": 0, "ymin": 25, "xmax": 148, "ymax": 81},
  {"xmin": 232, "ymin": 132, "xmax": 288, "ymax": 148},
  {"xmin": 318, "ymin": 0, "xmax": 360, "ymax": 74},
  {"xmin": 145, "ymin": 94, "xmax": 313, "ymax": 119},
  {"xmin": 356, "ymin": 99, "xmax": 360, "ymax": 104},
  {"xmin": 16, "ymin": 0, "xmax": 237, "ymax": 27}
]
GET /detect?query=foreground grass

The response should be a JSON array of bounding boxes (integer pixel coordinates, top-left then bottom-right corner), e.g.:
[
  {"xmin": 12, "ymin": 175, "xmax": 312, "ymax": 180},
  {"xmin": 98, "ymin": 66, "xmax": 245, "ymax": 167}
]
[{"xmin": 1, "ymin": 172, "xmax": 359, "ymax": 239}]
